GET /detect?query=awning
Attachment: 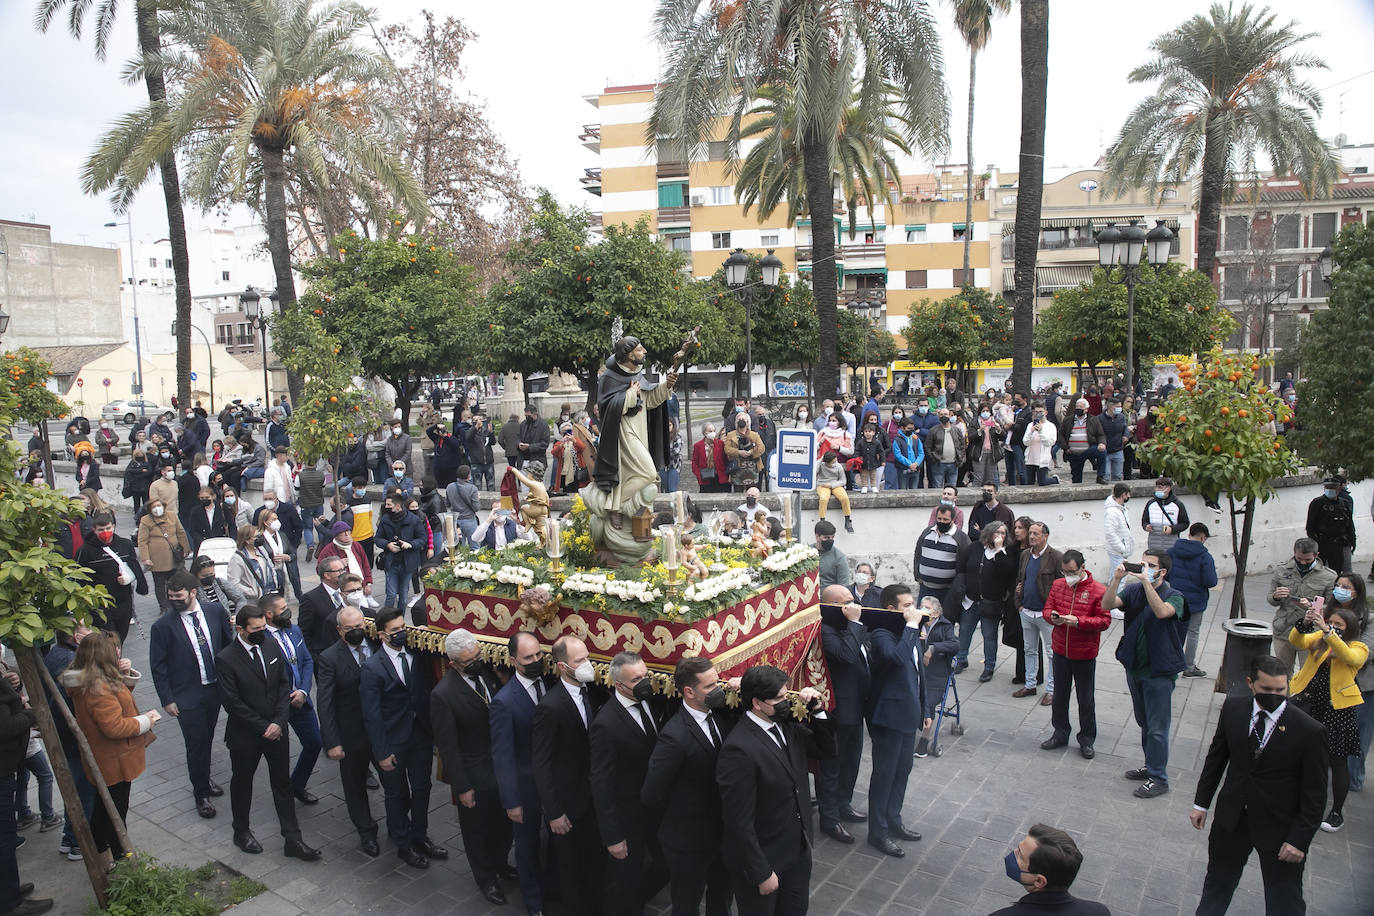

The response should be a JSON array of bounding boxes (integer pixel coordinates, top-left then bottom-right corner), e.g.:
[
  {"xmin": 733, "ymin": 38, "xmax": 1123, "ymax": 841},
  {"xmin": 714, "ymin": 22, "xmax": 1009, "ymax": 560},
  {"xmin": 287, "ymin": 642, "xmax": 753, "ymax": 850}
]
[
  {"xmin": 1000, "ymin": 265, "xmax": 1096, "ymax": 291},
  {"xmin": 846, "ymin": 267, "xmax": 888, "ymax": 279},
  {"xmin": 904, "ymin": 224, "xmax": 926, "ymax": 231}
]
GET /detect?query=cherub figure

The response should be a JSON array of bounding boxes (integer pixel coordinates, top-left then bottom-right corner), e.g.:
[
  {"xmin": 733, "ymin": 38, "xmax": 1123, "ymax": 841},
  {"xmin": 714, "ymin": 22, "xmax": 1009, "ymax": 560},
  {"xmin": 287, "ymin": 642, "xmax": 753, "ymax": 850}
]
[
  {"xmin": 680, "ymin": 532, "xmax": 710, "ymax": 581},
  {"xmin": 517, "ymin": 584, "xmax": 557, "ymax": 626},
  {"xmin": 749, "ymin": 508, "xmax": 772, "ymax": 558},
  {"xmin": 511, "ymin": 461, "xmax": 551, "ymax": 548}
]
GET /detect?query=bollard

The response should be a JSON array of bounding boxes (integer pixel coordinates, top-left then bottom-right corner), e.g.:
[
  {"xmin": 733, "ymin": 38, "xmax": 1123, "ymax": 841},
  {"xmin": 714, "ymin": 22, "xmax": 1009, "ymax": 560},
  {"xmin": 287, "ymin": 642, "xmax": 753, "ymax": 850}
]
[{"xmin": 1220, "ymin": 618, "xmax": 1274, "ymax": 697}]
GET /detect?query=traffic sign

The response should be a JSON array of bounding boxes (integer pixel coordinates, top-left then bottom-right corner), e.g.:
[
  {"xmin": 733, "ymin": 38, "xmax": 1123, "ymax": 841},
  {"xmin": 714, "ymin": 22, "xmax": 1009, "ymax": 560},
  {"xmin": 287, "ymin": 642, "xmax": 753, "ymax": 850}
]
[
  {"xmin": 190, "ymin": 371, "xmax": 198, "ymax": 381},
  {"xmin": 76, "ymin": 378, "xmax": 84, "ymax": 388},
  {"xmin": 774, "ymin": 429, "xmax": 817, "ymax": 491},
  {"xmin": 102, "ymin": 378, "xmax": 111, "ymax": 387}
]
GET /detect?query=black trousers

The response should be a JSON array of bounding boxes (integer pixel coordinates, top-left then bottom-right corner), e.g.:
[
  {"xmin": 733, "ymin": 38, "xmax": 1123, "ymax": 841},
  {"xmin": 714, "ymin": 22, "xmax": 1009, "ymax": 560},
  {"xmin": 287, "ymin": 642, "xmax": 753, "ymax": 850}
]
[
  {"xmin": 174, "ymin": 684, "xmax": 220, "ymax": 801},
  {"xmin": 228, "ymin": 736, "xmax": 301, "ymax": 843},
  {"xmin": 1049, "ymin": 653, "xmax": 1098, "ymax": 747},
  {"xmin": 509, "ymin": 792, "xmax": 547, "ymax": 912},
  {"xmin": 732, "ymin": 841, "xmax": 811, "ymax": 916},
  {"xmin": 379, "ymin": 737, "xmax": 432, "ymax": 849},
  {"xmin": 338, "ymin": 747, "xmax": 377, "ymax": 840},
  {"xmin": 816, "ymin": 720, "xmax": 864, "ymax": 827},
  {"xmin": 664, "ymin": 843, "xmax": 733, "ymax": 916},
  {"xmin": 455, "ymin": 785, "xmax": 512, "ymax": 891},
  {"xmin": 605, "ymin": 822, "xmax": 668, "ymax": 916},
  {"xmin": 1196, "ymin": 811, "xmax": 1306, "ymax": 916},
  {"xmin": 552, "ymin": 815, "xmax": 606, "ymax": 916},
  {"xmin": 90, "ymin": 780, "xmax": 131, "ymax": 859}
]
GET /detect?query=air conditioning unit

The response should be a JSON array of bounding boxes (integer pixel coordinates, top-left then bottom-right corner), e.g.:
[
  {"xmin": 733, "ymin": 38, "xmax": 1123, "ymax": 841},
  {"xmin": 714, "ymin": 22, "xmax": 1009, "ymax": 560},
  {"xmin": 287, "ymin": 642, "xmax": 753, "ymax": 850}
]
[{"xmin": 690, "ymin": 194, "xmax": 706, "ymax": 207}]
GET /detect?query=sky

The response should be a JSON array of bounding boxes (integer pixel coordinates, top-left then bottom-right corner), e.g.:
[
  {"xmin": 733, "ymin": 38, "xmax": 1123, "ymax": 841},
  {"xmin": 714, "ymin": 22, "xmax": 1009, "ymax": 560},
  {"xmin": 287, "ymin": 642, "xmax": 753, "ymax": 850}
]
[{"xmin": 2, "ymin": 0, "xmax": 1372, "ymax": 249}]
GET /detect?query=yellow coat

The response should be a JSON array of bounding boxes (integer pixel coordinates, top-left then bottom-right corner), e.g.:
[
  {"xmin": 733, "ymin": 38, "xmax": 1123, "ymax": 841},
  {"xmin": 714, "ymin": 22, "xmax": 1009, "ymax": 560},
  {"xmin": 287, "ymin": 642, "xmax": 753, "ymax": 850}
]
[{"xmin": 1289, "ymin": 628, "xmax": 1369, "ymax": 710}]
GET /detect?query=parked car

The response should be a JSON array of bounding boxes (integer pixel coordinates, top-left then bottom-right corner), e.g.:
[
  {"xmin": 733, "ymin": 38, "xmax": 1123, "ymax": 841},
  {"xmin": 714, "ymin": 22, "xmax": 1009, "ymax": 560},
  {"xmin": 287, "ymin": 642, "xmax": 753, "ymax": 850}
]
[{"xmin": 100, "ymin": 399, "xmax": 168, "ymax": 424}]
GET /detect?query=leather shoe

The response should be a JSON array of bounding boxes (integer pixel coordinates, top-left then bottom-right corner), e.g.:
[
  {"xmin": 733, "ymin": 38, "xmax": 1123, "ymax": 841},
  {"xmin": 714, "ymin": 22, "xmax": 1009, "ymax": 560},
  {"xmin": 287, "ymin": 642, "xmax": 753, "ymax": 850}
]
[
  {"xmin": 196, "ymin": 799, "xmax": 217, "ymax": 819},
  {"xmin": 497, "ymin": 864, "xmax": 520, "ymax": 882},
  {"xmin": 839, "ymin": 805, "xmax": 867, "ymax": 823},
  {"xmin": 284, "ymin": 839, "xmax": 322, "ymax": 862},
  {"xmin": 892, "ymin": 826, "xmax": 922, "ymax": 842},
  {"xmin": 294, "ymin": 789, "xmax": 319, "ymax": 806},
  {"xmin": 415, "ymin": 838, "xmax": 448, "ymax": 860},
  {"xmin": 234, "ymin": 832, "xmax": 263, "ymax": 855},
  {"xmin": 1039, "ymin": 692, "xmax": 1054, "ymax": 706},
  {"xmin": 867, "ymin": 836, "xmax": 905, "ymax": 858},
  {"xmin": 359, "ymin": 837, "xmax": 380, "ymax": 858},
  {"xmin": 1040, "ymin": 736, "xmax": 1069, "ymax": 750},
  {"xmin": 1011, "ymin": 675, "xmax": 1026, "ymax": 685},
  {"xmin": 1080, "ymin": 745, "xmax": 1096, "ymax": 760},
  {"xmin": 480, "ymin": 884, "xmax": 507, "ymax": 905},
  {"xmin": 978, "ymin": 670, "xmax": 995, "ymax": 683},
  {"xmin": 206, "ymin": 780, "xmax": 224, "ymax": 798},
  {"xmin": 18, "ymin": 882, "xmax": 33, "ymax": 897},
  {"xmin": 820, "ymin": 821, "xmax": 855, "ymax": 844},
  {"xmin": 398, "ymin": 846, "xmax": 429, "ymax": 869},
  {"xmin": 1011, "ymin": 686, "xmax": 1037, "ymax": 698}
]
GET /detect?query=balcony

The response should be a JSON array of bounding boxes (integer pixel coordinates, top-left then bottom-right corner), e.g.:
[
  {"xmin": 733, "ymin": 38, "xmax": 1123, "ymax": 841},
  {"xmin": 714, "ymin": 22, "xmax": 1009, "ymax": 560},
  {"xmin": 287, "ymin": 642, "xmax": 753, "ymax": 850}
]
[
  {"xmin": 843, "ymin": 242, "xmax": 885, "ymax": 260},
  {"xmin": 796, "ymin": 246, "xmax": 847, "ymax": 262},
  {"xmin": 657, "ymin": 161, "xmax": 689, "ymax": 179},
  {"xmin": 578, "ymin": 124, "xmax": 600, "ymax": 152},
  {"xmin": 840, "ymin": 289, "xmax": 886, "ymax": 307},
  {"xmin": 657, "ymin": 206, "xmax": 691, "ymax": 226}
]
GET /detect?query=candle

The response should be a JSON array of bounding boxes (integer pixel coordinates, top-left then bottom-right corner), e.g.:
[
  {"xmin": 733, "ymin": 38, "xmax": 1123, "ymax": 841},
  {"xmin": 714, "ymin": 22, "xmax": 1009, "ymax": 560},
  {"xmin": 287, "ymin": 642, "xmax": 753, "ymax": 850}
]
[
  {"xmin": 674, "ymin": 490, "xmax": 686, "ymax": 528},
  {"xmin": 781, "ymin": 491, "xmax": 794, "ymax": 541},
  {"xmin": 660, "ymin": 526, "xmax": 680, "ymax": 569},
  {"xmin": 443, "ymin": 513, "xmax": 456, "ymax": 552},
  {"xmin": 546, "ymin": 516, "xmax": 562, "ymax": 559}
]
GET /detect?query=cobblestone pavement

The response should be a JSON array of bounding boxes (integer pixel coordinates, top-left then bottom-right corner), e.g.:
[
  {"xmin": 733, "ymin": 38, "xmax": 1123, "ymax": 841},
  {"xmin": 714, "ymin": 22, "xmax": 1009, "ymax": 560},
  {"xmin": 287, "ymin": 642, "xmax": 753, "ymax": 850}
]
[{"xmin": 15, "ymin": 513, "xmax": 1371, "ymax": 914}]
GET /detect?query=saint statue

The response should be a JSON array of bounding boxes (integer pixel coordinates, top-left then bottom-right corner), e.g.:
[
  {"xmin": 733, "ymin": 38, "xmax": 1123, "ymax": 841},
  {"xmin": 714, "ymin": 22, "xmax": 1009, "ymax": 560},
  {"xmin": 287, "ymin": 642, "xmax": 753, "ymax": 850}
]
[{"xmin": 582, "ymin": 334, "xmax": 682, "ymax": 564}]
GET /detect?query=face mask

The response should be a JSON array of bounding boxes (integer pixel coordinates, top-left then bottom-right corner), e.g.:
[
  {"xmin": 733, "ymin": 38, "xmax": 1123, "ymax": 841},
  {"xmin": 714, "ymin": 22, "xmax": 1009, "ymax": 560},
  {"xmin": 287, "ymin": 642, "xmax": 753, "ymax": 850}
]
[
  {"xmin": 823, "ymin": 407, "xmax": 833, "ymax": 416},
  {"xmin": 96, "ymin": 530, "xmax": 114, "ymax": 544},
  {"xmin": 703, "ymin": 685, "xmax": 728, "ymax": 710},
  {"xmin": 1295, "ymin": 560, "xmax": 1314, "ymax": 573},
  {"xmin": 798, "ymin": 411, "xmax": 808, "ymax": 420},
  {"xmin": 828, "ymin": 421, "xmax": 839, "ymax": 429},
  {"xmin": 940, "ymin": 417, "xmax": 950, "ymax": 425},
  {"xmin": 273, "ymin": 612, "xmax": 292, "ymax": 628},
  {"xmin": 169, "ymin": 597, "xmax": 189, "ymax": 613},
  {"xmin": 631, "ymin": 679, "xmax": 654, "ymax": 702},
  {"xmin": 263, "ymin": 501, "xmax": 277, "ymax": 512},
  {"xmin": 200, "ymin": 498, "xmax": 214, "ymax": 507},
  {"xmin": 162, "ymin": 470, "xmax": 175, "ymax": 480},
  {"xmin": 340, "ymin": 589, "xmax": 364, "ymax": 607},
  {"xmin": 983, "ymin": 492, "xmax": 994, "ymax": 504},
  {"xmin": 893, "ymin": 413, "xmax": 904, "ymax": 421},
  {"xmin": 1075, "ymin": 409, "xmax": 1086, "ymax": 418},
  {"xmin": 391, "ymin": 428, "xmax": 401, "ymax": 438},
  {"xmin": 1333, "ymin": 586, "xmax": 1354, "ymax": 603},
  {"xmin": 520, "ymin": 660, "xmax": 544, "ymax": 679},
  {"xmin": 1142, "ymin": 567, "xmax": 1157, "ymax": 583},
  {"xmin": 245, "ymin": 629, "xmax": 267, "ymax": 646},
  {"xmin": 1034, "ymin": 414, "xmax": 1045, "ymax": 422},
  {"xmin": 745, "ymin": 497, "xmax": 756, "ymax": 507},
  {"xmin": 937, "ymin": 522, "xmax": 952, "ymax": 534},
  {"xmin": 343, "ymin": 627, "xmax": 367, "ymax": 646},
  {"xmin": 390, "ymin": 507, "xmax": 405, "ymax": 517},
  {"xmin": 917, "ymin": 406, "xmax": 929, "ymax": 415},
  {"xmin": 768, "ymin": 699, "xmax": 792, "ymax": 723},
  {"xmin": 940, "ymin": 499, "xmax": 954, "ymax": 507},
  {"xmin": 269, "ymin": 520, "xmax": 281, "ymax": 532},
  {"xmin": 461, "ymin": 658, "xmax": 484, "ymax": 678},
  {"xmin": 160, "ymin": 452, "xmax": 171, "ymax": 460},
  {"xmin": 100, "ymin": 422, "xmax": 109, "ymax": 429},
  {"xmin": 853, "ymin": 572, "xmax": 870, "ymax": 586},
  {"xmin": 1005, "ymin": 850, "xmax": 1025, "ymax": 885},
  {"xmin": 1114, "ymin": 407, "xmax": 1123, "ymax": 415},
  {"xmin": 198, "ymin": 575, "xmax": 216, "ymax": 588},
  {"xmin": 571, "ymin": 660, "xmax": 596, "ymax": 684},
  {"xmin": 394, "ymin": 469, "xmax": 405, "ymax": 478},
  {"xmin": 151, "ymin": 506, "xmax": 165, "ymax": 517},
  {"xmin": 980, "ymin": 412, "xmax": 990, "ymax": 420},
  {"xmin": 388, "ymin": 630, "xmax": 408, "ymax": 649},
  {"xmin": 1154, "ymin": 490, "xmax": 1166, "ymax": 500},
  {"xmin": 1324, "ymin": 488, "xmax": 1338, "ymax": 499},
  {"xmin": 735, "ymin": 406, "xmax": 745, "ymax": 414},
  {"xmin": 705, "ymin": 431, "xmax": 716, "ymax": 440},
  {"xmin": 1064, "ymin": 574, "xmax": 1081, "ymax": 587},
  {"xmin": 1255, "ymin": 692, "xmax": 1285, "ymax": 713},
  {"xmin": 817, "ymin": 538, "xmax": 833, "ymax": 552},
  {"xmin": 224, "ymin": 495, "xmax": 236, "ymax": 505}
]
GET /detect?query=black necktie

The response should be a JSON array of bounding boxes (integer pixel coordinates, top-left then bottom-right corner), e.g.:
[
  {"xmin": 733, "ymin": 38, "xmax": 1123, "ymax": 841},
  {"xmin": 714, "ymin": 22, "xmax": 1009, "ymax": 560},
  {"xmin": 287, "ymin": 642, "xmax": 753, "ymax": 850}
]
[
  {"xmin": 533, "ymin": 678, "xmax": 545, "ymax": 701},
  {"xmin": 706, "ymin": 712, "xmax": 722, "ymax": 748},
  {"xmin": 189, "ymin": 612, "xmax": 215, "ymax": 683},
  {"xmin": 578, "ymin": 684, "xmax": 590, "ymax": 726},
  {"xmin": 250, "ymin": 645, "xmax": 265, "ymax": 678},
  {"xmin": 399, "ymin": 651, "xmax": 411, "ymax": 686},
  {"xmin": 472, "ymin": 677, "xmax": 489, "ymax": 704},
  {"xmin": 636, "ymin": 702, "xmax": 656, "ymax": 736},
  {"xmin": 769, "ymin": 725, "xmax": 786, "ymax": 750},
  {"xmin": 1251, "ymin": 711, "xmax": 1266, "ymax": 755}
]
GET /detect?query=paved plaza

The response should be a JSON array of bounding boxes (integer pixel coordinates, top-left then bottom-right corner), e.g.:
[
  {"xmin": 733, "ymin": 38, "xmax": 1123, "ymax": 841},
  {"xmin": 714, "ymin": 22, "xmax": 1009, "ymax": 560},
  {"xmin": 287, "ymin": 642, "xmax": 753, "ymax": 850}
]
[{"xmin": 15, "ymin": 510, "xmax": 1372, "ymax": 915}]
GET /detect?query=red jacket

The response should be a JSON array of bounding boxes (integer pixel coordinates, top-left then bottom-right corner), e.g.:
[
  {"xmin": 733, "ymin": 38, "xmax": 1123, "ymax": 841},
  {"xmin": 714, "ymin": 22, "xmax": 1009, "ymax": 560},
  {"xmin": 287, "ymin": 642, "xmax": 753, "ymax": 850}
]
[
  {"xmin": 1042, "ymin": 571, "xmax": 1110, "ymax": 659},
  {"xmin": 691, "ymin": 437, "xmax": 729, "ymax": 486}
]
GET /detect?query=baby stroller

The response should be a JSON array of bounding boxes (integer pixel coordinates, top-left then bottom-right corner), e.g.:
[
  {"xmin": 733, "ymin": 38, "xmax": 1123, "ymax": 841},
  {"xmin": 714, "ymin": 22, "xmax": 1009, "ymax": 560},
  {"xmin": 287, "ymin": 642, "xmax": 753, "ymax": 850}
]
[
  {"xmin": 927, "ymin": 670, "xmax": 964, "ymax": 757},
  {"xmin": 195, "ymin": 536, "xmax": 237, "ymax": 580}
]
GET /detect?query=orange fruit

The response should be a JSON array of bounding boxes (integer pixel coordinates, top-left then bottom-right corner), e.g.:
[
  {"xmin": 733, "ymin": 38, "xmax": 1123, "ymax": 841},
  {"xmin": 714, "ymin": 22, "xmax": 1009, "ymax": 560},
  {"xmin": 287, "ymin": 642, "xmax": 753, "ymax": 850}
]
[{"xmin": 329, "ymin": 396, "xmax": 338, "ymax": 403}]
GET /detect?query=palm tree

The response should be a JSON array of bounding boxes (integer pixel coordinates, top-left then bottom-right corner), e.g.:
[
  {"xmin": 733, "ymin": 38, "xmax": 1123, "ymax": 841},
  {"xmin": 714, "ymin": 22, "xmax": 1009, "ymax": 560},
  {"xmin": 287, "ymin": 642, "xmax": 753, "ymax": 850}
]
[
  {"xmin": 1102, "ymin": 2, "xmax": 1339, "ymax": 282},
  {"xmin": 733, "ymin": 83, "xmax": 910, "ymax": 237},
  {"xmin": 83, "ymin": 0, "xmax": 426, "ymax": 398},
  {"xmin": 37, "ymin": 0, "xmax": 197, "ymax": 411},
  {"xmin": 651, "ymin": 0, "xmax": 948, "ymax": 403},
  {"xmin": 1009, "ymin": 0, "xmax": 1048, "ymax": 395},
  {"xmin": 949, "ymin": 0, "xmax": 1011, "ymax": 279}
]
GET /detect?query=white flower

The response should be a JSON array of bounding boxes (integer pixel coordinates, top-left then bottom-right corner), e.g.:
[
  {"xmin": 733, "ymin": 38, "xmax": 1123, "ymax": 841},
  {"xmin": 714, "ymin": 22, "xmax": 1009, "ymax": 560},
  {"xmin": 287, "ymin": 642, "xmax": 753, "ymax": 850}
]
[
  {"xmin": 453, "ymin": 560, "xmax": 493, "ymax": 583},
  {"xmin": 494, "ymin": 565, "xmax": 535, "ymax": 587}
]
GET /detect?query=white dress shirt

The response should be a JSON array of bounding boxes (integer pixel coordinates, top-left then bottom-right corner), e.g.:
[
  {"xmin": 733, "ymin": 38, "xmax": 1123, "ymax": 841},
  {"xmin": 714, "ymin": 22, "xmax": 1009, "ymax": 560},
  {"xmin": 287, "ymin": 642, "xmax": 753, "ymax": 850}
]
[
  {"xmin": 179, "ymin": 601, "xmax": 215, "ymax": 685},
  {"xmin": 515, "ymin": 671, "xmax": 543, "ymax": 705},
  {"xmin": 383, "ymin": 642, "xmax": 410, "ymax": 683},
  {"xmin": 561, "ymin": 678, "xmax": 589, "ymax": 726},
  {"xmin": 683, "ymin": 703, "xmax": 718, "ymax": 745}
]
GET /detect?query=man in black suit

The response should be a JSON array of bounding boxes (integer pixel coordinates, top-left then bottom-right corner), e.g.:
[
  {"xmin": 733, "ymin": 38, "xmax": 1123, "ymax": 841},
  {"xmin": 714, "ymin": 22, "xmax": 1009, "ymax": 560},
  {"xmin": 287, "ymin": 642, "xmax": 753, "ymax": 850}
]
[
  {"xmin": 214, "ymin": 603, "xmax": 321, "ymax": 860},
  {"xmin": 590, "ymin": 651, "xmax": 669, "ymax": 916},
  {"xmin": 865, "ymin": 585, "xmax": 932, "ymax": 859},
  {"xmin": 816, "ymin": 584, "xmax": 871, "ymax": 844},
  {"xmin": 431, "ymin": 628, "xmax": 511, "ymax": 906},
  {"xmin": 1191, "ymin": 655, "xmax": 1329, "ymax": 916},
  {"xmin": 359, "ymin": 606, "xmax": 447, "ymax": 869},
  {"xmin": 717, "ymin": 665, "xmax": 835, "ymax": 916},
  {"xmin": 315, "ymin": 604, "xmax": 380, "ymax": 857},
  {"xmin": 532, "ymin": 635, "xmax": 607, "ymax": 916},
  {"xmin": 74, "ymin": 511, "xmax": 148, "ymax": 641},
  {"xmin": 989, "ymin": 824, "xmax": 1110, "ymax": 916},
  {"xmin": 148, "ymin": 569, "xmax": 232, "ymax": 819},
  {"xmin": 489, "ymin": 631, "xmax": 552, "ymax": 916},
  {"xmin": 642, "ymin": 656, "xmax": 735, "ymax": 916},
  {"xmin": 297, "ymin": 556, "xmax": 346, "ymax": 659}
]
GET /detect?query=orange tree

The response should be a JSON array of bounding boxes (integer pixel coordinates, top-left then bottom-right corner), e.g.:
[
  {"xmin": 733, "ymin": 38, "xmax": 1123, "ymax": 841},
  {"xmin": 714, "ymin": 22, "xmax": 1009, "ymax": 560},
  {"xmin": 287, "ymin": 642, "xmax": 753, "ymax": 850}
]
[
  {"xmin": 1139, "ymin": 348, "xmax": 1296, "ymax": 621},
  {"xmin": 900, "ymin": 287, "xmax": 1012, "ymax": 390},
  {"xmin": 4, "ymin": 348, "xmax": 70, "ymax": 485}
]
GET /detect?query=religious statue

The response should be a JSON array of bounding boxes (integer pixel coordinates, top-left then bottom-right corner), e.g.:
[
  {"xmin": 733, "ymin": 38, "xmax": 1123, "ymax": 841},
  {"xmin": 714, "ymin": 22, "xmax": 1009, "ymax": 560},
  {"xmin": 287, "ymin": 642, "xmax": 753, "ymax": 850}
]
[
  {"xmin": 679, "ymin": 533, "xmax": 709, "ymax": 582},
  {"xmin": 582, "ymin": 331, "xmax": 695, "ymax": 565},
  {"xmin": 510, "ymin": 461, "xmax": 550, "ymax": 549}
]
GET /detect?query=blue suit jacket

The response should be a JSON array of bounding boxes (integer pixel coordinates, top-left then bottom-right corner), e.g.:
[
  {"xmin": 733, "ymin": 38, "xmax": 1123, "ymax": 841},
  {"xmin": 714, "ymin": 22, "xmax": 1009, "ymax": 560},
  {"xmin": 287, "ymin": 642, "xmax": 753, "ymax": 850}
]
[
  {"xmin": 266, "ymin": 624, "xmax": 313, "ymax": 705},
  {"xmin": 148, "ymin": 599, "xmax": 234, "ymax": 707},
  {"xmin": 359, "ymin": 647, "xmax": 432, "ymax": 763},
  {"xmin": 488, "ymin": 675, "xmax": 543, "ymax": 811},
  {"xmin": 868, "ymin": 624, "xmax": 928, "ymax": 732}
]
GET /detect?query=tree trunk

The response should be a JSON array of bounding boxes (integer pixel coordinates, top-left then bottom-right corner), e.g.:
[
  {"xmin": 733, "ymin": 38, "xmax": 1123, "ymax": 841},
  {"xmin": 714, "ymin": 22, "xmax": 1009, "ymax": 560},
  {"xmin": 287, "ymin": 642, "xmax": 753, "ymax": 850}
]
[
  {"xmin": 1196, "ymin": 116, "xmax": 1227, "ymax": 283},
  {"xmin": 39, "ymin": 422, "xmax": 54, "ymax": 489},
  {"xmin": 963, "ymin": 51, "xmax": 976, "ymax": 279},
  {"xmin": 135, "ymin": 0, "xmax": 194, "ymax": 413},
  {"xmin": 1227, "ymin": 493, "xmax": 1255, "ymax": 619},
  {"xmin": 16, "ymin": 649, "xmax": 109, "ymax": 907},
  {"xmin": 1010, "ymin": 0, "xmax": 1049, "ymax": 395},
  {"xmin": 802, "ymin": 131, "xmax": 839, "ymax": 403},
  {"xmin": 258, "ymin": 144, "xmax": 302, "ymax": 405}
]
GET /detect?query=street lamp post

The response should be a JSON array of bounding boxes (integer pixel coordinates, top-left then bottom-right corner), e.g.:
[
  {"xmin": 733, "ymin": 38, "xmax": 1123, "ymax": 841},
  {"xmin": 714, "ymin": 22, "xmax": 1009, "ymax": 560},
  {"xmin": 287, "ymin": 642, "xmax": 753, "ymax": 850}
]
[
  {"xmin": 240, "ymin": 286, "xmax": 272, "ymax": 409},
  {"xmin": 724, "ymin": 247, "xmax": 782, "ymax": 398},
  {"xmin": 171, "ymin": 318, "xmax": 215, "ymax": 411},
  {"xmin": 104, "ymin": 220, "xmax": 147, "ymax": 418},
  {"xmin": 849, "ymin": 294, "xmax": 883, "ymax": 398},
  {"xmin": 1097, "ymin": 220, "xmax": 1175, "ymax": 396},
  {"xmin": 1318, "ymin": 245, "xmax": 1334, "ymax": 286}
]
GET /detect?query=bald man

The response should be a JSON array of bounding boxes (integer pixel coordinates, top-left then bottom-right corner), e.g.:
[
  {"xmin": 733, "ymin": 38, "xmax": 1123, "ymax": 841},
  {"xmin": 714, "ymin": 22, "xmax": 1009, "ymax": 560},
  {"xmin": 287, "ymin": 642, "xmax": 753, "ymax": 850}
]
[{"xmin": 817, "ymin": 584, "xmax": 872, "ymax": 844}]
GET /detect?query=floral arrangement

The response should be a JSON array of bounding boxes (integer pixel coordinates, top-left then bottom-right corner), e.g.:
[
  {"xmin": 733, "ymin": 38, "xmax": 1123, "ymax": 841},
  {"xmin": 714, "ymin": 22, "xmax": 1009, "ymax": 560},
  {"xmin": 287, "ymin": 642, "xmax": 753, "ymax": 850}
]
[
  {"xmin": 761, "ymin": 543, "xmax": 820, "ymax": 575},
  {"xmin": 494, "ymin": 565, "xmax": 535, "ymax": 588},
  {"xmin": 451, "ymin": 560, "xmax": 493, "ymax": 583},
  {"xmin": 683, "ymin": 567, "xmax": 753, "ymax": 603}
]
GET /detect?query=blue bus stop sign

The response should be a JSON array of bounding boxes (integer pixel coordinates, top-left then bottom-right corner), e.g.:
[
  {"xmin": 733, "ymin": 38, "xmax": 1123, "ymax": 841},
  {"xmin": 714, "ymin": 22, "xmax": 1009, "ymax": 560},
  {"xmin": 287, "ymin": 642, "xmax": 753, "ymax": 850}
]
[{"xmin": 774, "ymin": 429, "xmax": 817, "ymax": 491}]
